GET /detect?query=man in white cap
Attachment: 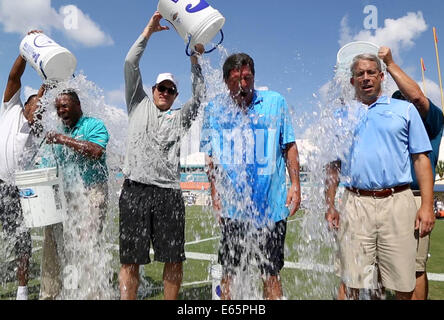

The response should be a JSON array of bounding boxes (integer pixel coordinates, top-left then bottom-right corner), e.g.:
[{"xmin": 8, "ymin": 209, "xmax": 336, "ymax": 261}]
[{"xmin": 118, "ymin": 11, "xmax": 205, "ymax": 300}]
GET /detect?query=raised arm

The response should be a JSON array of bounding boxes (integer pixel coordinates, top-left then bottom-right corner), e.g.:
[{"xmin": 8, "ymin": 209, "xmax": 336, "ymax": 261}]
[
  {"xmin": 4, "ymin": 30, "xmax": 43, "ymax": 103},
  {"xmin": 378, "ymin": 47, "xmax": 430, "ymax": 118},
  {"xmin": 181, "ymin": 44, "xmax": 206, "ymax": 129},
  {"xmin": 124, "ymin": 12, "xmax": 170, "ymax": 114},
  {"xmin": 4, "ymin": 55, "xmax": 26, "ymax": 103}
]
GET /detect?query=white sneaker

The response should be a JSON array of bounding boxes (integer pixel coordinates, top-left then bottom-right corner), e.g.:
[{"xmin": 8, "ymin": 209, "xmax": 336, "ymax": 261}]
[{"xmin": 16, "ymin": 286, "xmax": 28, "ymax": 300}]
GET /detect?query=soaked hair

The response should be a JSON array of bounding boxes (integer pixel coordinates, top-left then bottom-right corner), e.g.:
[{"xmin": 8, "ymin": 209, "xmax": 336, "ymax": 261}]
[
  {"xmin": 350, "ymin": 54, "xmax": 382, "ymax": 76},
  {"xmin": 58, "ymin": 89, "xmax": 81, "ymax": 105},
  {"xmin": 24, "ymin": 94, "xmax": 37, "ymax": 106},
  {"xmin": 223, "ymin": 53, "xmax": 255, "ymax": 81}
]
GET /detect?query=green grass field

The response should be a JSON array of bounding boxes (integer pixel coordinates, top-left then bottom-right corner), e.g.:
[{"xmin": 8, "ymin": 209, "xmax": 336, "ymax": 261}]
[{"xmin": 1, "ymin": 206, "xmax": 444, "ymax": 300}]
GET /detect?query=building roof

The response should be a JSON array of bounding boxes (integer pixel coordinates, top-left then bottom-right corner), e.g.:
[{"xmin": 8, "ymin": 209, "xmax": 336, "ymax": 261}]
[{"xmin": 180, "ymin": 152, "xmax": 205, "ymax": 168}]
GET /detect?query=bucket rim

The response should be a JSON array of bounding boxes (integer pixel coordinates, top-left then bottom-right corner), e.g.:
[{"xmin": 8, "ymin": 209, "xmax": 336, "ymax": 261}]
[{"xmin": 337, "ymin": 41, "xmax": 380, "ymax": 64}]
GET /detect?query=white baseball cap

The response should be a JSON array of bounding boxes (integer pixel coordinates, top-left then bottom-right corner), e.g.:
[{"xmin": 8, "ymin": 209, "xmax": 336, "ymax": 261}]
[{"xmin": 155, "ymin": 73, "xmax": 178, "ymax": 89}]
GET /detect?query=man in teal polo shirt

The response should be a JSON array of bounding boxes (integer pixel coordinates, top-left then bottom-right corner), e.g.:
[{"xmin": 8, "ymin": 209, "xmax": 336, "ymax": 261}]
[{"xmin": 40, "ymin": 89, "xmax": 109, "ymax": 299}]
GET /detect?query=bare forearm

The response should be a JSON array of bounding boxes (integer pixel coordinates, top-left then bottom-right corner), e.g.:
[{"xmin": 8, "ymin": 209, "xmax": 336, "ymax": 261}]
[
  {"xmin": 325, "ymin": 161, "xmax": 340, "ymax": 208},
  {"xmin": 52, "ymin": 135, "xmax": 104, "ymax": 160},
  {"xmin": 285, "ymin": 143, "xmax": 301, "ymax": 187},
  {"xmin": 9, "ymin": 55, "xmax": 26, "ymax": 79},
  {"xmin": 386, "ymin": 62, "xmax": 429, "ymax": 116},
  {"xmin": 4, "ymin": 56, "xmax": 26, "ymax": 102},
  {"xmin": 413, "ymin": 153, "xmax": 434, "ymax": 209}
]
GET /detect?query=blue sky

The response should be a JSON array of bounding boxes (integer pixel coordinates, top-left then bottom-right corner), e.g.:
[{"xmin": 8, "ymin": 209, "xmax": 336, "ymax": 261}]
[{"xmin": 1, "ymin": 0, "xmax": 444, "ymax": 122}]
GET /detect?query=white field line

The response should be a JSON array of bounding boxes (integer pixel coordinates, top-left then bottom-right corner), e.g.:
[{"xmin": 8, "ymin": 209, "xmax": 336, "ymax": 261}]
[
  {"xmin": 22, "ymin": 236, "xmax": 444, "ymax": 283},
  {"xmin": 186, "ymin": 236, "xmax": 220, "ymax": 245}
]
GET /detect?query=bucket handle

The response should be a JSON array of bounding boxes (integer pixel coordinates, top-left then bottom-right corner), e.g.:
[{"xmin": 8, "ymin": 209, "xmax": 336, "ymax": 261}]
[
  {"xmin": 185, "ymin": 29, "xmax": 224, "ymax": 57},
  {"xmin": 28, "ymin": 136, "xmax": 60, "ymax": 178}
]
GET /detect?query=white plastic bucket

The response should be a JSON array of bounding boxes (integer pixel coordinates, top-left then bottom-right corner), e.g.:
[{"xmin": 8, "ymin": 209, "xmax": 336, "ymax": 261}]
[
  {"xmin": 157, "ymin": 0, "xmax": 225, "ymax": 49},
  {"xmin": 15, "ymin": 167, "xmax": 67, "ymax": 228},
  {"xmin": 209, "ymin": 263, "xmax": 222, "ymax": 300},
  {"xmin": 19, "ymin": 33, "xmax": 77, "ymax": 81},
  {"xmin": 336, "ymin": 41, "xmax": 380, "ymax": 76}
]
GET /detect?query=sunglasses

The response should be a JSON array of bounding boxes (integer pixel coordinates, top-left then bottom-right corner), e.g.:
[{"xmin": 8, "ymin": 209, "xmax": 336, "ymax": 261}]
[{"xmin": 156, "ymin": 85, "xmax": 177, "ymax": 95}]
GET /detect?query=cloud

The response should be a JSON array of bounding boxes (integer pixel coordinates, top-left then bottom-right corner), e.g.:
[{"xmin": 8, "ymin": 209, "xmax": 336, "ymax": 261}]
[
  {"xmin": 0, "ymin": 0, "xmax": 113, "ymax": 47},
  {"xmin": 422, "ymin": 77, "xmax": 443, "ymax": 106},
  {"xmin": 105, "ymin": 88, "xmax": 126, "ymax": 107},
  {"xmin": 23, "ymin": 85, "xmax": 38, "ymax": 101},
  {"xmin": 60, "ymin": 5, "xmax": 114, "ymax": 47},
  {"xmin": 339, "ymin": 12, "xmax": 428, "ymax": 57}
]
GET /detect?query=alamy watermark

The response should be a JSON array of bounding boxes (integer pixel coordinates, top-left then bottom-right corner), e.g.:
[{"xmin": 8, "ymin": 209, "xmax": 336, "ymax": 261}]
[
  {"xmin": 363, "ymin": 5, "xmax": 378, "ymax": 30},
  {"xmin": 63, "ymin": 264, "xmax": 79, "ymax": 290},
  {"xmin": 63, "ymin": 5, "xmax": 79, "ymax": 30}
]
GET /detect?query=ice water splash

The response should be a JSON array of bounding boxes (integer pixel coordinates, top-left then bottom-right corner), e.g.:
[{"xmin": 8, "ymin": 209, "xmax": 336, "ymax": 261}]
[
  {"xmin": 33, "ymin": 73, "xmax": 126, "ymax": 299},
  {"xmin": 292, "ymin": 62, "xmax": 395, "ymax": 300},
  {"xmin": 197, "ymin": 48, "xmax": 298, "ymax": 299}
]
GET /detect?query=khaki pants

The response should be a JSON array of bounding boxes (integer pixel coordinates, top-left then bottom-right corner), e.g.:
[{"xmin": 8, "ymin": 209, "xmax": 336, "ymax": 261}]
[
  {"xmin": 39, "ymin": 183, "xmax": 108, "ymax": 300},
  {"xmin": 338, "ymin": 189, "xmax": 417, "ymax": 293}
]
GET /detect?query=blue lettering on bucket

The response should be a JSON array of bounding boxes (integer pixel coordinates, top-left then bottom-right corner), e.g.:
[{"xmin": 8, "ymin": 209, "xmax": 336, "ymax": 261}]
[
  {"xmin": 33, "ymin": 35, "xmax": 56, "ymax": 48},
  {"xmin": 185, "ymin": 0, "xmax": 209, "ymax": 13},
  {"xmin": 32, "ymin": 52, "xmax": 41, "ymax": 63},
  {"xmin": 19, "ymin": 188, "xmax": 37, "ymax": 199},
  {"xmin": 23, "ymin": 42, "xmax": 36, "ymax": 56}
]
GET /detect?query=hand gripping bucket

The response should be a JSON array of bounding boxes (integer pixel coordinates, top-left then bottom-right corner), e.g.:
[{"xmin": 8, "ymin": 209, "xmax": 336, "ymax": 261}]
[
  {"xmin": 15, "ymin": 167, "xmax": 67, "ymax": 228},
  {"xmin": 157, "ymin": 0, "xmax": 225, "ymax": 56},
  {"xmin": 209, "ymin": 263, "xmax": 222, "ymax": 300},
  {"xmin": 336, "ymin": 41, "xmax": 380, "ymax": 76},
  {"xmin": 19, "ymin": 33, "xmax": 77, "ymax": 81}
]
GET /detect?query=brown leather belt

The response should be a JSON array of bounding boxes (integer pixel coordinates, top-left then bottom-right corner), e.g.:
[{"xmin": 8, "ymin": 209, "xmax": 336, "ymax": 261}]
[{"xmin": 346, "ymin": 184, "xmax": 410, "ymax": 198}]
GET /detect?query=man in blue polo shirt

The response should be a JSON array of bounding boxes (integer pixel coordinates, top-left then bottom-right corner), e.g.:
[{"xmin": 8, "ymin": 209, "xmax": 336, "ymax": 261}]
[
  {"xmin": 40, "ymin": 89, "xmax": 109, "ymax": 299},
  {"xmin": 201, "ymin": 53, "xmax": 301, "ymax": 300},
  {"xmin": 325, "ymin": 53, "xmax": 434, "ymax": 300},
  {"xmin": 379, "ymin": 46, "xmax": 443, "ymax": 300}
]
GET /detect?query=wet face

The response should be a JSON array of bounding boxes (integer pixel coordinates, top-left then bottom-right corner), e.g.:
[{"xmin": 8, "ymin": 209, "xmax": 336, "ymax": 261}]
[
  {"xmin": 24, "ymin": 96, "xmax": 41, "ymax": 125},
  {"xmin": 350, "ymin": 59, "xmax": 384, "ymax": 105},
  {"xmin": 225, "ymin": 65, "xmax": 255, "ymax": 108},
  {"xmin": 152, "ymin": 80, "xmax": 178, "ymax": 111},
  {"xmin": 55, "ymin": 94, "xmax": 82, "ymax": 128}
]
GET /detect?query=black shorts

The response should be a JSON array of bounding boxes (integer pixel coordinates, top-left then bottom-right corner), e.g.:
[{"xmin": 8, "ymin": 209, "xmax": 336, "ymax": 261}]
[
  {"xmin": 218, "ymin": 218, "xmax": 287, "ymax": 277},
  {"xmin": 0, "ymin": 181, "xmax": 32, "ymax": 258},
  {"xmin": 119, "ymin": 179, "xmax": 186, "ymax": 265}
]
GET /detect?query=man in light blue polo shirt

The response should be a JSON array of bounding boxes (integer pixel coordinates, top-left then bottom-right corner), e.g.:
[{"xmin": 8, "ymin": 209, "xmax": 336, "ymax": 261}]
[
  {"xmin": 325, "ymin": 53, "xmax": 434, "ymax": 300},
  {"xmin": 40, "ymin": 89, "xmax": 109, "ymax": 299},
  {"xmin": 201, "ymin": 53, "xmax": 301, "ymax": 300}
]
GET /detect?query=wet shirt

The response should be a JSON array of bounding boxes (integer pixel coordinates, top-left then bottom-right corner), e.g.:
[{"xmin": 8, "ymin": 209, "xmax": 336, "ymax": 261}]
[
  {"xmin": 48, "ymin": 116, "xmax": 109, "ymax": 187},
  {"xmin": 410, "ymin": 99, "xmax": 444, "ymax": 190},
  {"xmin": 123, "ymin": 35, "xmax": 205, "ymax": 190},
  {"xmin": 340, "ymin": 96, "xmax": 432, "ymax": 190},
  {"xmin": 200, "ymin": 90, "xmax": 296, "ymax": 225},
  {"xmin": 0, "ymin": 89, "xmax": 35, "ymax": 184}
]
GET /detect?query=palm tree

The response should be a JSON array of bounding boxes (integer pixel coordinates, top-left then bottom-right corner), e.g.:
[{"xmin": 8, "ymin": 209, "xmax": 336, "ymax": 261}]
[{"xmin": 436, "ymin": 160, "xmax": 444, "ymax": 180}]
